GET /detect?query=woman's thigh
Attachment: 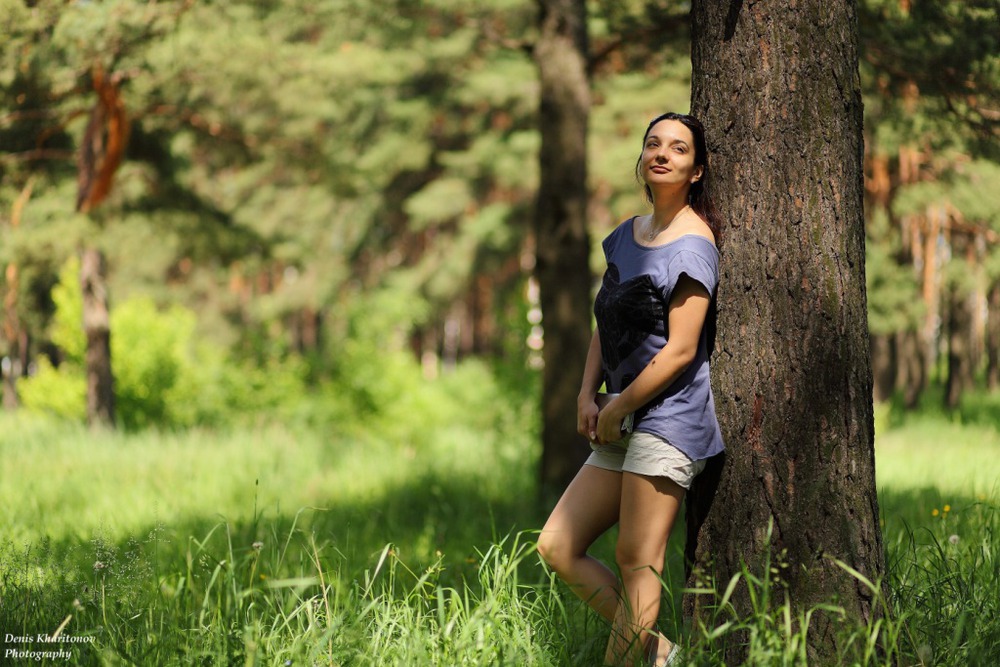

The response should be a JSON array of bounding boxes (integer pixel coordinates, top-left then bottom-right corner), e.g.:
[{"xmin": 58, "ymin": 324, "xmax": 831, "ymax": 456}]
[
  {"xmin": 539, "ymin": 464, "xmax": 623, "ymax": 558},
  {"xmin": 616, "ymin": 472, "xmax": 685, "ymax": 571}
]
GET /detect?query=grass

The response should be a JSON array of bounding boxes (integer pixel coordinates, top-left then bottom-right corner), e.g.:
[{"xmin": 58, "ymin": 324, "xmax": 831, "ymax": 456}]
[
  {"xmin": 873, "ymin": 409, "xmax": 1000, "ymax": 667},
  {"xmin": 1, "ymin": 393, "xmax": 999, "ymax": 665}
]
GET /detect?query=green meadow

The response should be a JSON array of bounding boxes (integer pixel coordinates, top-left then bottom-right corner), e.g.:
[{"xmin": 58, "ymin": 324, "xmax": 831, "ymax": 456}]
[{"xmin": 2, "ymin": 392, "xmax": 999, "ymax": 666}]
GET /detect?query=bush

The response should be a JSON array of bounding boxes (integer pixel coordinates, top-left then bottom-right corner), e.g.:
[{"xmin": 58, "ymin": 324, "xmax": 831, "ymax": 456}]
[
  {"xmin": 18, "ymin": 257, "xmax": 310, "ymax": 429},
  {"xmin": 16, "ymin": 356, "xmax": 86, "ymax": 421},
  {"xmin": 112, "ymin": 297, "xmax": 197, "ymax": 429},
  {"xmin": 17, "ymin": 257, "xmax": 535, "ymax": 434}
]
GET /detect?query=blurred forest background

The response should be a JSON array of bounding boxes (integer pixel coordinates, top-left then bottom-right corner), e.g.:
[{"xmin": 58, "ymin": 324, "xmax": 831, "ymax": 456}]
[{"xmin": 2, "ymin": 0, "xmax": 999, "ymax": 438}]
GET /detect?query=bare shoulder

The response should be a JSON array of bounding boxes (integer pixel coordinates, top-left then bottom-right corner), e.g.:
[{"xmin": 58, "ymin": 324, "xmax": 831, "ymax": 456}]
[{"xmin": 683, "ymin": 212, "xmax": 716, "ymax": 247}]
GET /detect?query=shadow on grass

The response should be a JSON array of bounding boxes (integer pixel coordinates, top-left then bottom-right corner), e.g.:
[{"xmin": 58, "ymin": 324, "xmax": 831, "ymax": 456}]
[
  {"xmin": 0, "ymin": 465, "xmax": 662, "ymax": 666},
  {"xmin": 12, "ymin": 478, "xmax": 992, "ymax": 665},
  {"xmin": 1, "ymin": 473, "xmax": 547, "ymax": 640}
]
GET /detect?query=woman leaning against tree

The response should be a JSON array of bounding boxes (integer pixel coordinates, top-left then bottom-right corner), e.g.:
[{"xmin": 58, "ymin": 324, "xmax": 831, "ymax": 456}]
[{"xmin": 538, "ymin": 112, "xmax": 725, "ymax": 666}]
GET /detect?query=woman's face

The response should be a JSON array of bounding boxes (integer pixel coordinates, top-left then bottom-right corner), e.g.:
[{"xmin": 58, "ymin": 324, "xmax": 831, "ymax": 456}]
[{"xmin": 640, "ymin": 119, "xmax": 703, "ymax": 193}]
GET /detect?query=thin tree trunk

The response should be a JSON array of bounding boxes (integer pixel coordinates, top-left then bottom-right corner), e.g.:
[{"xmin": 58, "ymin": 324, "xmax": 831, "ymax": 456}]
[
  {"xmin": 75, "ymin": 67, "xmax": 128, "ymax": 429},
  {"xmin": 473, "ymin": 274, "xmax": 495, "ymax": 356},
  {"xmin": 3, "ymin": 265, "xmax": 22, "ymax": 411},
  {"xmin": 988, "ymin": 281, "xmax": 1000, "ymax": 391},
  {"xmin": 970, "ymin": 233, "xmax": 986, "ymax": 381},
  {"xmin": 2, "ymin": 178, "xmax": 34, "ymax": 410},
  {"xmin": 945, "ymin": 232, "xmax": 974, "ymax": 409},
  {"xmin": 870, "ymin": 332, "xmax": 896, "ymax": 403},
  {"xmin": 80, "ymin": 246, "xmax": 115, "ymax": 427},
  {"xmin": 945, "ymin": 290, "xmax": 974, "ymax": 409},
  {"xmin": 922, "ymin": 210, "xmax": 941, "ymax": 380},
  {"xmin": 294, "ymin": 307, "xmax": 320, "ymax": 354},
  {"xmin": 896, "ymin": 327, "xmax": 926, "ymax": 408},
  {"xmin": 534, "ymin": 0, "xmax": 593, "ymax": 494},
  {"xmin": 686, "ymin": 1, "xmax": 885, "ymax": 662}
]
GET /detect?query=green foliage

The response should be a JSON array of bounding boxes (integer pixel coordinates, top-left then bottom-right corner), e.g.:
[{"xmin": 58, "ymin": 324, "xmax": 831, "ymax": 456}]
[
  {"xmin": 15, "ymin": 356, "xmax": 86, "ymax": 421},
  {"xmin": 49, "ymin": 256, "xmax": 86, "ymax": 362},
  {"xmin": 2, "ymin": 0, "xmax": 997, "ymax": 433},
  {"xmin": 18, "ymin": 256, "xmax": 313, "ymax": 429},
  {"xmin": 111, "ymin": 297, "xmax": 197, "ymax": 429},
  {"xmin": 325, "ymin": 296, "xmax": 535, "ymax": 453},
  {"xmin": 860, "ymin": 0, "xmax": 999, "ymax": 157},
  {"xmin": 866, "ymin": 210, "xmax": 924, "ymax": 336}
]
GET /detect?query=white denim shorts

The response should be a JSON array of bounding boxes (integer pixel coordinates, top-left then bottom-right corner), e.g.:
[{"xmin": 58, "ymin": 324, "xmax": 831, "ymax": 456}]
[{"xmin": 585, "ymin": 431, "xmax": 706, "ymax": 489}]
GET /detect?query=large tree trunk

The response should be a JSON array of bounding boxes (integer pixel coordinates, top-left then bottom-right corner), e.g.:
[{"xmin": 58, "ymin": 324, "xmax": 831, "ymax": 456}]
[
  {"xmin": 80, "ymin": 246, "xmax": 115, "ymax": 427},
  {"xmin": 685, "ymin": 1, "xmax": 885, "ymax": 662},
  {"xmin": 533, "ymin": 0, "xmax": 593, "ymax": 494}
]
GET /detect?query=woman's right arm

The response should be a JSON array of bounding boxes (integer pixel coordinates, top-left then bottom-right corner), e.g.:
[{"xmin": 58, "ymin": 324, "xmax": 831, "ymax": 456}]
[{"xmin": 577, "ymin": 328, "xmax": 604, "ymax": 442}]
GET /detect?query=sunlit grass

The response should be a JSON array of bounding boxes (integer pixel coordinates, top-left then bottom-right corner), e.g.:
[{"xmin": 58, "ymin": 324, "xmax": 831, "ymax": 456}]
[
  {"xmin": 1, "ymin": 393, "xmax": 998, "ymax": 665},
  {"xmin": 876, "ymin": 414, "xmax": 1000, "ymax": 499}
]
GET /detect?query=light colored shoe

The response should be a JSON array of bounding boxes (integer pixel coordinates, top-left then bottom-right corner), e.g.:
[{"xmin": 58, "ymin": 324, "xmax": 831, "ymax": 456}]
[{"xmin": 648, "ymin": 638, "xmax": 682, "ymax": 667}]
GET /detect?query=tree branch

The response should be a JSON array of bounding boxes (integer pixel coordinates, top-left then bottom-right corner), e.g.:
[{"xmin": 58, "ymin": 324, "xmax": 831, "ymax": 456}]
[
  {"xmin": 587, "ymin": 16, "xmax": 688, "ymax": 75},
  {"xmin": 0, "ymin": 149, "xmax": 75, "ymax": 163}
]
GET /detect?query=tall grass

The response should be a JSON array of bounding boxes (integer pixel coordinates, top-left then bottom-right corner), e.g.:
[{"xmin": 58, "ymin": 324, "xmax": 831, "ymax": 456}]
[
  {"xmin": 2, "ymin": 388, "xmax": 999, "ymax": 665},
  {"xmin": 872, "ymin": 412, "xmax": 1000, "ymax": 667}
]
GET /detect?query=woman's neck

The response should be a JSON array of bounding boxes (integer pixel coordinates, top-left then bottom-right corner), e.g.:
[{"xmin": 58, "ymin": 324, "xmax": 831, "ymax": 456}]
[{"xmin": 649, "ymin": 195, "xmax": 690, "ymax": 230}]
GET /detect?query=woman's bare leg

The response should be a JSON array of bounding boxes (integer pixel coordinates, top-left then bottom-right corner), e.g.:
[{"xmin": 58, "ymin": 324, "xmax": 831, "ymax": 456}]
[
  {"xmin": 604, "ymin": 472, "xmax": 684, "ymax": 666},
  {"xmin": 538, "ymin": 464, "xmax": 623, "ymax": 621}
]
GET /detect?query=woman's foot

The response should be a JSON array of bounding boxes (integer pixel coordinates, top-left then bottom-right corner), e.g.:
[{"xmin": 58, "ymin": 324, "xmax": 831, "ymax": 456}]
[
  {"xmin": 662, "ymin": 642, "xmax": 681, "ymax": 665},
  {"xmin": 646, "ymin": 632, "xmax": 681, "ymax": 666}
]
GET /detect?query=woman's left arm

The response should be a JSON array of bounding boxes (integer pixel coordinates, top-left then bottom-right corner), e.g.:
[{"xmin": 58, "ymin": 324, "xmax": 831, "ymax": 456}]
[{"xmin": 595, "ymin": 275, "xmax": 712, "ymax": 444}]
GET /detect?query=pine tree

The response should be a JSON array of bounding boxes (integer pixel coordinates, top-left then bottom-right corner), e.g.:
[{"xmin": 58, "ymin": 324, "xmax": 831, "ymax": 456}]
[{"xmin": 685, "ymin": 2, "xmax": 885, "ymax": 661}]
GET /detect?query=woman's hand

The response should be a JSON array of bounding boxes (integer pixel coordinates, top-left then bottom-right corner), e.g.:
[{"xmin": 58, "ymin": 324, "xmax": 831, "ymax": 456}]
[
  {"xmin": 577, "ymin": 395, "xmax": 600, "ymax": 443},
  {"xmin": 595, "ymin": 398, "xmax": 626, "ymax": 445}
]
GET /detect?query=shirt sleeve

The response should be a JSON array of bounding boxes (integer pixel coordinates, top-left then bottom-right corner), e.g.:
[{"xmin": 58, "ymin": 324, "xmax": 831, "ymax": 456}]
[
  {"xmin": 602, "ymin": 218, "xmax": 632, "ymax": 261},
  {"xmin": 664, "ymin": 246, "xmax": 719, "ymax": 301}
]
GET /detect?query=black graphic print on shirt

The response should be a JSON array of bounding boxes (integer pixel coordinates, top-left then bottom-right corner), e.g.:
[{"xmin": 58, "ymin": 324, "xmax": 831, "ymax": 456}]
[{"xmin": 594, "ymin": 262, "xmax": 667, "ymax": 386}]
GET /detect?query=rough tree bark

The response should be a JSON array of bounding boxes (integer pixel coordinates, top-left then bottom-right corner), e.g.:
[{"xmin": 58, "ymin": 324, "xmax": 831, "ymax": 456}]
[
  {"xmin": 533, "ymin": 0, "xmax": 594, "ymax": 493},
  {"xmin": 685, "ymin": 1, "xmax": 886, "ymax": 661}
]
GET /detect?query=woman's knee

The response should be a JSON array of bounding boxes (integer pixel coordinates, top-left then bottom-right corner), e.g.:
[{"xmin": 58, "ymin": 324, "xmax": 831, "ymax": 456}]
[
  {"xmin": 537, "ymin": 530, "xmax": 571, "ymax": 570},
  {"xmin": 615, "ymin": 540, "xmax": 664, "ymax": 579}
]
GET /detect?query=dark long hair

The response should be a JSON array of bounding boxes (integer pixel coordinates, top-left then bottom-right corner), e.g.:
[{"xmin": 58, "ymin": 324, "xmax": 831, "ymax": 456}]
[{"xmin": 635, "ymin": 112, "xmax": 723, "ymax": 248}]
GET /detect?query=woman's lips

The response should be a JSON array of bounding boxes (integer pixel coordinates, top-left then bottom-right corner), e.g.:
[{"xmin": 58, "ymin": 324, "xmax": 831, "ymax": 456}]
[{"xmin": 650, "ymin": 166, "xmax": 670, "ymax": 173}]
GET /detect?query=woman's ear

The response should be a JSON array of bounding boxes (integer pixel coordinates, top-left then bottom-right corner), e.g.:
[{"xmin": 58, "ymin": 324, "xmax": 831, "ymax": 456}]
[{"xmin": 691, "ymin": 166, "xmax": 704, "ymax": 183}]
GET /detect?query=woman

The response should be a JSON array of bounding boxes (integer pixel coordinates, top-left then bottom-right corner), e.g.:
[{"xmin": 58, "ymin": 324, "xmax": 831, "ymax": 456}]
[{"xmin": 537, "ymin": 112, "xmax": 724, "ymax": 667}]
